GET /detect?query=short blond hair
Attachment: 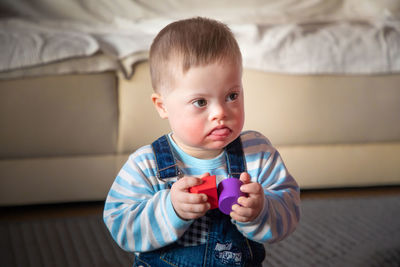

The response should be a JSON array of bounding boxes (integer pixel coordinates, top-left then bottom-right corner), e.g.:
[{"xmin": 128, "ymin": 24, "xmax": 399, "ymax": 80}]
[{"xmin": 149, "ymin": 17, "xmax": 242, "ymax": 92}]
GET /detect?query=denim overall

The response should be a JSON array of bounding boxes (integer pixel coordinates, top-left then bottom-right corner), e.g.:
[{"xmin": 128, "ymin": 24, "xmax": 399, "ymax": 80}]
[{"xmin": 133, "ymin": 135, "xmax": 265, "ymax": 267}]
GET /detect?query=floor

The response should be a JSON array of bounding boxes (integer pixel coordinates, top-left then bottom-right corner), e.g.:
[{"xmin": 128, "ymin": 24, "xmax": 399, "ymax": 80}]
[
  {"xmin": 1, "ymin": 186, "xmax": 400, "ymax": 222},
  {"xmin": 301, "ymin": 185, "xmax": 400, "ymax": 199}
]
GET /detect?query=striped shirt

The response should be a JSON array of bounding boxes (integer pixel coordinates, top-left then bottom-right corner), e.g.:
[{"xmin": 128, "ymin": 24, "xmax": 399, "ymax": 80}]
[{"xmin": 103, "ymin": 130, "xmax": 300, "ymax": 253}]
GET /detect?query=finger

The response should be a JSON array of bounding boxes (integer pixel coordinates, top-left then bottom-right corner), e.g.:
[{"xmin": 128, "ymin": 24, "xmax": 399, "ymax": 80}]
[
  {"xmin": 177, "ymin": 202, "xmax": 210, "ymax": 220},
  {"xmin": 230, "ymin": 212, "xmax": 250, "ymax": 222},
  {"xmin": 231, "ymin": 204, "xmax": 257, "ymax": 222},
  {"xmin": 230, "ymin": 207, "xmax": 251, "ymax": 222},
  {"xmin": 237, "ymin": 195, "xmax": 264, "ymax": 210},
  {"xmin": 173, "ymin": 176, "xmax": 203, "ymax": 191},
  {"xmin": 240, "ymin": 182, "xmax": 263, "ymax": 195},
  {"xmin": 237, "ymin": 196, "xmax": 253, "ymax": 208},
  {"xmin": 239, "ymin": 172, "xmax": 251, "ymax": 184},
  {"xmin": 180, "ymin": 202, "xmax": 210, "ymax": 214},
  {"xmin": 176, "ymin": 191, "xmax": 208, "ymax": 204},
  {"xmin": 231, "ymin": 204, "xmax": 253, "ymax": 217}
]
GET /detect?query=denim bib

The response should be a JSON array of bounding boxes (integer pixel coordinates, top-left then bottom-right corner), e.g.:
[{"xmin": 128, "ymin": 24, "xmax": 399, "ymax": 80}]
[{"xmin": 134, "ymin": 135, "xmax": 265, "ymax": 266}]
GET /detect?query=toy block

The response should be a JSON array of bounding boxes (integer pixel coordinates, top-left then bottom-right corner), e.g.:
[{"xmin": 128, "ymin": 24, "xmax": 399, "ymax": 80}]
[
  {"xmin": 218, "ymin": 178, "xmax": 245, "ymax": 215},
  {"xmin": 189, "ymin": 175, "xmax": 218, "ymax": 209}
]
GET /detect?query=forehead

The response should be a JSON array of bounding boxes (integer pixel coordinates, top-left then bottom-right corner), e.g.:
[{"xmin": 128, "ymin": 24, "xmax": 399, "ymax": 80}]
[
  {"xmin": 170, "ymin": 56, "xmax": 241, "ymax": 78},
  {"xmin": 166, "ymin": 60, "xmax": 242, "ymax": 95},
  {"xmin": 158, "ymin": 56, "xmax": 242, "ymax": 95}
]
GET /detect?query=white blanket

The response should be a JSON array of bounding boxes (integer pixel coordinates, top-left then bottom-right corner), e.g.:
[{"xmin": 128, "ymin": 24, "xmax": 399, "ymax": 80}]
[{"xmin": 1, "ymin": 0, "xmax": 400, "ymax": 77}]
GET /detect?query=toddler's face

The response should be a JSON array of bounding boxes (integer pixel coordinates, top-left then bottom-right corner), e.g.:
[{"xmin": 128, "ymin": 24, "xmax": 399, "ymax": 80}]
[{"xmin": 155, "ymin": 60, "xmax": 244, "ymax": 159}]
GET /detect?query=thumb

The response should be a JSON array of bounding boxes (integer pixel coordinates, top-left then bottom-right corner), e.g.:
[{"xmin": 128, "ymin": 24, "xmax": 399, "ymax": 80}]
[
  {"xmin": 239, "ymin": 172, "xmax": 251, "ymax": 184},
  {"xmin": 199, "ymin": 172, "xmax": 211, "ymax": 178},
  {"xmin": 176, "ymin": 176, "xmax": 203, "ymax": 190}
]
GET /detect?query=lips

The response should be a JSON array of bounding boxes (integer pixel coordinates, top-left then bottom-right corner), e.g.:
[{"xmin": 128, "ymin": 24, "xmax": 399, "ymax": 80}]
[
  {"xmin": 210, "ymin": 128, "xmax": 230, "ymax": 136},
  {"xmin": 208, "ymin": 126, "xmax": 232, "ymax": 140}
]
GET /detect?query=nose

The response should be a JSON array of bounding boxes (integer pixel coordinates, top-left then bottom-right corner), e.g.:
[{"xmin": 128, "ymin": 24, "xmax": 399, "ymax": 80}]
[{"xmin": 210, "ymin": 102, "xmax": 226, "ymax": 121}]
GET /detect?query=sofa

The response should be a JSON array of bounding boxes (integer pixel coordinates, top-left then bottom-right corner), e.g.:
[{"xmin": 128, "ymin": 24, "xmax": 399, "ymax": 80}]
[{"xmin": 1, "ymin": 60, "xmax": 400, "ymax": 205}]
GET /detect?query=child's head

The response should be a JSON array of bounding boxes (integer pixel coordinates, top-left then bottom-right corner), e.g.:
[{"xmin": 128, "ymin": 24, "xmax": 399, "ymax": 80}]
[
  {"xmin": 149, "ymin": 17, "xmax": 242, "ymax": 93},
  {"xmin": 150, "ymin": 17, "xmax": 244, "ymax": 159}
]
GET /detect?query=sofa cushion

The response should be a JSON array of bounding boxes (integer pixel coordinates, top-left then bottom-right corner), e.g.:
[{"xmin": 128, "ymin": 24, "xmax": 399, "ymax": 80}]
[
  {"xmin": 243, "ymin": 70, "xmax": 400, "ymax": 145},
  {"xmin": 0, "ymin": 72, "xmax": 118, "ymax": 158}
]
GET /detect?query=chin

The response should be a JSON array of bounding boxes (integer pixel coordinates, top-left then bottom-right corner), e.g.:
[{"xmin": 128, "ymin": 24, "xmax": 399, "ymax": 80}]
[{"xmin": 207, "ymin": 139, "xmax": 233, "ymax": 150}]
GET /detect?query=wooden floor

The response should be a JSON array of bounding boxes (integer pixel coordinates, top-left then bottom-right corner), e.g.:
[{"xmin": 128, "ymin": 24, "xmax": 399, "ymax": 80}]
[{"xmin": 1, "ymin": 186, "xmax": 400, "ymax": 222}]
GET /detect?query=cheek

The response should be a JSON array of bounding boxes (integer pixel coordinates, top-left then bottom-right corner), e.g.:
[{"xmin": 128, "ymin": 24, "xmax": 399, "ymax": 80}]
[
  {"xmin": 174, "ymin": 118, "xmax": 204, "ymax": 146},
  {"xmin": 232, "ymin": 104, "xmax": 245, "ymax": 129},
  {"xmin": 180, "ymin": 117, "xmax": 205, "ymax": 136},
  {"xmin": 170, "ymin": 114, "xmax": 205, "ymax": 138},
  {"xmin": 238, "ymin": 110, "xmax": 245, "ymax": 127}
]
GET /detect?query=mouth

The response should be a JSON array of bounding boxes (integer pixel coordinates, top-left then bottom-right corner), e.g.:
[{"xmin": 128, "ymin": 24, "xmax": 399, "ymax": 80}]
[{"xmin": 207, "ymin": 126, "xmax": 232, "ymax": 140}]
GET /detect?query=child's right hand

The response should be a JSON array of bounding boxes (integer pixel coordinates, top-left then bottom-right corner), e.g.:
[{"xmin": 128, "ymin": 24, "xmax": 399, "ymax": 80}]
[{"xmin": 170, "ymin": 173, "xmax": 211, "ymax": 220}]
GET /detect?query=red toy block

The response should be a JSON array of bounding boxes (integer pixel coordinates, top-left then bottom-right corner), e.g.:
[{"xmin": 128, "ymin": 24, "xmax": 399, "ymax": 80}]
[{"xmin": 189, "ymin": 175, "xmax": 218, "ymax": 209}]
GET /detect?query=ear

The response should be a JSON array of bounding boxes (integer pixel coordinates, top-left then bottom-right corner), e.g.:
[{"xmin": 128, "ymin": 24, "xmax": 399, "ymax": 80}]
[{"xmin": 151, "ymin": 93, "xmax": 168, "ymax": 119}]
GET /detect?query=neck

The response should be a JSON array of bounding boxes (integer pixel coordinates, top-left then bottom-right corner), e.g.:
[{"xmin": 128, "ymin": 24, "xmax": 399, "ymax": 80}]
[
  {"xmin": 184, "ymin": 147, "xmax": 223, "ymax": 159},
  {"xmin": 171, "ymin": 136, "xmax": 222, "ymax": 159}
]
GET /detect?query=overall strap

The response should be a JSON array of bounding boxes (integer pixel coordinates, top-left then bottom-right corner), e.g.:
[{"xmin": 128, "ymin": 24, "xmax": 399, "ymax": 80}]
[
  {"xmin": 151, "ymin": 135, "xmax": 181, "ymax": 179},
  {"xmin": 151, "ymin": 135, "xmax": 246, "ymax": 179},
  {"xmin": 225, "ymin": 136, "xmax": 247, "ymax": 178}
]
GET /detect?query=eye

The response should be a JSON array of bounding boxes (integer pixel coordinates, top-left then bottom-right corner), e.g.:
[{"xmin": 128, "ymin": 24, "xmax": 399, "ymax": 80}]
[
  {"xmin": 226, "ymin": 92, "xmax": 239, "ymax": 102},
  {"xmin": 193, "ymin": 99, "xmax": 207, "ymax": 108}
]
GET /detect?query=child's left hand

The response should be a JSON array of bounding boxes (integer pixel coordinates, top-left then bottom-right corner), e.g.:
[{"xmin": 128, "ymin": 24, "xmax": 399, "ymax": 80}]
[{"xmin": 230, "ymin": 172, "xmax": 264, "ymax": 222}]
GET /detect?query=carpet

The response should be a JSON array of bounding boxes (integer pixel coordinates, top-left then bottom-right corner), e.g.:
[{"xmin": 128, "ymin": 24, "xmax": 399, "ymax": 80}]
[
  {"xmin": 265, "ymin": 195, "xmax": 400, "ymax": 267},
  {"xmin": 1, "ymin": 195, "xmax": 399, "ymax": 267}
]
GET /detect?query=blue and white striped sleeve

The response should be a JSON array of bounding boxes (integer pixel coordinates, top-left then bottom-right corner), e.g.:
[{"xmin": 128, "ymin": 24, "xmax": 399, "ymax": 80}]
[
  {"xmin": 103, "ymin": 146, "xmax": 192, "ymax": 252},
  {"xmin": 235, "ymin": 131, "xmax": 301, "ymax": 244}
]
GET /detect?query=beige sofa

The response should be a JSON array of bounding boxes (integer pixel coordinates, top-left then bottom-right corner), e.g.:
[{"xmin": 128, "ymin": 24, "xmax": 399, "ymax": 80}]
[{"xmin": 1, "ymin": 61, "xmax": 400, "ymax": 205}]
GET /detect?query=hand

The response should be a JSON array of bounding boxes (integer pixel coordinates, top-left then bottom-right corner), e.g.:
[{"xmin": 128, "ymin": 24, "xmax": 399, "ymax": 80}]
[
  {"xmin": 170, "ymin": 173, "xmax": 211, "ymax": 220},
  {"xmin": 230, "ymin": 172, "xmax": 264, "ymax": 222}
]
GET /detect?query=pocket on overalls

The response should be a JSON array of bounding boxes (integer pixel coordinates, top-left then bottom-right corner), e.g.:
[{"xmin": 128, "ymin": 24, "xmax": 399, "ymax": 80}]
[
  {"xmin": 133, "ymin": 253, "xmax": 152, "ymax": 266},
  {"xmin": 134, "ymin": 248, "xmax": 174, "ymax": 267}
]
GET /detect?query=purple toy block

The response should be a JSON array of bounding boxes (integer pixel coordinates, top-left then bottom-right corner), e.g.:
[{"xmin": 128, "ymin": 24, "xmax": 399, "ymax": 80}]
[{"xmin": 217, "ymin": 178, "xmax": 246, "ymax": 215}]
